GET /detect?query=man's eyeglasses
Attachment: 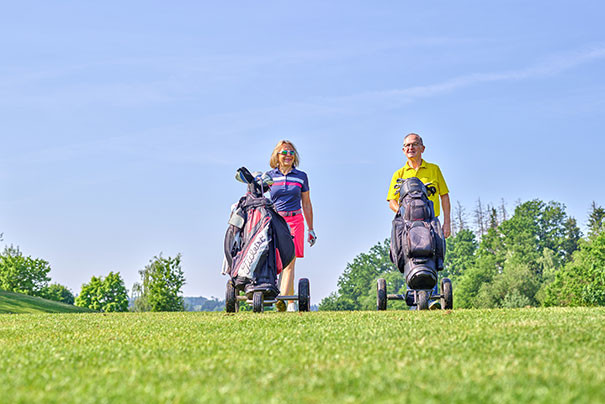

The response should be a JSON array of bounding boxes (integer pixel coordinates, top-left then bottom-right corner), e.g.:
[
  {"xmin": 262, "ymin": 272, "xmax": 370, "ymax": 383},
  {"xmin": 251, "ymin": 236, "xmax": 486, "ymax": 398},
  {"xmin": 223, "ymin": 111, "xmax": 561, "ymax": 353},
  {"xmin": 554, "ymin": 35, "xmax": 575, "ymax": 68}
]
[
  {"xmin": 279, "ymin": 150, "xmax": 295, "ymax": 156},
  {"xmin": 403, "ymin": 143, "xmax": 422, "ymax": 149}
]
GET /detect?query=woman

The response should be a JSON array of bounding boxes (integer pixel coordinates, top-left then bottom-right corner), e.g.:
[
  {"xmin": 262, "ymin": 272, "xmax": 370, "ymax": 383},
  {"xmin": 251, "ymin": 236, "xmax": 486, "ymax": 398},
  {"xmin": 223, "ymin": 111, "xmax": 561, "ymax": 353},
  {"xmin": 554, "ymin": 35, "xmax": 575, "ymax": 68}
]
[{"xmin": 267, "ymin": 140, "xmax": 316, "ymax": 312}]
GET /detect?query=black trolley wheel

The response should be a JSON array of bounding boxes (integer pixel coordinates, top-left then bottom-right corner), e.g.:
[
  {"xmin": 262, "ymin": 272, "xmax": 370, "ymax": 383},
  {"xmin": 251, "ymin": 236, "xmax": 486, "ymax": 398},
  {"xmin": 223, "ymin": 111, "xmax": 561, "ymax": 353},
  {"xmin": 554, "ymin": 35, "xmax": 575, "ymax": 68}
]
[
  {"xmin": 298, "ymin": 278, "xmax": 310, "ymax": 312},
  {"xmin": 441, "ymin": 278, "xmax": 453, "ymax": 310},
  {"xmin": 252, "ymin": 291, "xmax": 264, "ymax": 313},
  {"xmin": 417, "ymin": 290, "xmax": 429, "ymax": 310},
  {"xmin": 377, "ymin": 278, "xmax": 387, "ymax": 311},
  {"xmin": 225, "ymin": 280, "xmax": 238, "ymax": 313}
]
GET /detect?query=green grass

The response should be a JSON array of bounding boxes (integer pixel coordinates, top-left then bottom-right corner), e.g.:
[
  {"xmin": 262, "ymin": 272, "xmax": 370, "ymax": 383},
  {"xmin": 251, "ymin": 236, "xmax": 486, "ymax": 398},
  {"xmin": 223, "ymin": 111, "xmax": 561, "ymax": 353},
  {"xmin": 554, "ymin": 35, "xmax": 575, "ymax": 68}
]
[
  {"xmin": 0, "ymin": 290, "xmax": 93, "ymax": 314},
  {"xmin": 0, "ymin": 308, "xmax": 603, "ymax": 403}
]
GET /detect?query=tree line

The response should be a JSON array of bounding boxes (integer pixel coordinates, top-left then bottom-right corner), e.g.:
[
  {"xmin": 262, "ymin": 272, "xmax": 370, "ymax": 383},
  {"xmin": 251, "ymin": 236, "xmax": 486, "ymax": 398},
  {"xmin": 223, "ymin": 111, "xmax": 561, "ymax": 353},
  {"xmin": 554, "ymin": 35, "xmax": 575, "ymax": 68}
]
[
  {"xmin": 319, "ymin": 199, "xmax": 605, "ymax": 310},
  {"xmin": 0, "ymin": 238, "xmax": 186, "ymax": 312}
]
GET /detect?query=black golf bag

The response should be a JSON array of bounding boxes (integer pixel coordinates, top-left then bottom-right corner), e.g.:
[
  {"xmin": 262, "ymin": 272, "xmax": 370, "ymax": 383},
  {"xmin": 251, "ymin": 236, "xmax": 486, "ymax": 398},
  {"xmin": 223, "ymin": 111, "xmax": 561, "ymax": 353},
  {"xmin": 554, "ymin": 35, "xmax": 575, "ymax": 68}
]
[
  {"xmin": 390, "ymin": 177, "xmax": 445, "ymax": 290},
  {"xmin": 223, "ymin": 167, "xmax": 295, "ymax": 298}
]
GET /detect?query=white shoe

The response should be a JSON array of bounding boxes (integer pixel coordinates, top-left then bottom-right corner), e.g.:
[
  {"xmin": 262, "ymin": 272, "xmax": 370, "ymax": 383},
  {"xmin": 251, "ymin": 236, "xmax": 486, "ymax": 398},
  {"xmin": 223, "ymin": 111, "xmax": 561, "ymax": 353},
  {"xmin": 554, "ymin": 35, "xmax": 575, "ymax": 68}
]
[{"xmin": 287, "ymin": 302, "xmax": 296, "ymax": 312}]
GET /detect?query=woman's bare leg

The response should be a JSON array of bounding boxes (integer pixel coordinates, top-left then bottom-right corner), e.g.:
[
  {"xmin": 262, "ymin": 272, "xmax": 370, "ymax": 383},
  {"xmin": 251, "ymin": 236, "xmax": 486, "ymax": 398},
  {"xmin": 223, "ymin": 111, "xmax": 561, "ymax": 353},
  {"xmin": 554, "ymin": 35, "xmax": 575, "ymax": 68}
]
[{"xmin": 279, "ymin": 258, "xmax": 296, "ymax": 310}]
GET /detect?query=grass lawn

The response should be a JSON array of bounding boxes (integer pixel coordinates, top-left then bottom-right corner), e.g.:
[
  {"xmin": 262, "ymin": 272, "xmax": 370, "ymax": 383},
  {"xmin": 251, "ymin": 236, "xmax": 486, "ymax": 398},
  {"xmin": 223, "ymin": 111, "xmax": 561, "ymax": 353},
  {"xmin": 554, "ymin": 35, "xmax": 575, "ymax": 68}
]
[
  {"xmin": 0, "ymin": 290, "xmax": 93, "ymax": 314},
  {"xmin": 0, "ymin": 308, "xmax": 603, "ymax": 403}
]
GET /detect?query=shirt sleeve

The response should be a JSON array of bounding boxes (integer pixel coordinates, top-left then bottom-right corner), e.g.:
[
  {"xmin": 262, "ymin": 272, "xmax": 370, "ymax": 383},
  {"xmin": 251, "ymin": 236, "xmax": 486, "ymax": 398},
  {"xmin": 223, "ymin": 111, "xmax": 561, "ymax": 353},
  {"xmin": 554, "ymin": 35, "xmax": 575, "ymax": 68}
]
[
  {"xmin": 386, "ymin": 169, "xmax": 402, "ymax": 201},
  {"xmin": 301, "ymin": 172, "xmax": 310, "ymax": 192},
  {"xmin": 436, "ymin": 166, "xmax": 449, "ymax": 195}
]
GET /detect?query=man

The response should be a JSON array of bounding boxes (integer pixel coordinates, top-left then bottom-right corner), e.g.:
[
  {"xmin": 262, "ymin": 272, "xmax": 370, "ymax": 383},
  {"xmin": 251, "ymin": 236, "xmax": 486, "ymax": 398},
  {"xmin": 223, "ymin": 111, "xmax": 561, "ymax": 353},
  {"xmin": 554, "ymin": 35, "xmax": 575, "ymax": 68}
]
[
  {"xmin": 387, "ymin": 133, "xmax": 450, "ymax": 310},
  {"xmin": 387, "ymin": 133, "xmax": 451, "ymax": 237}
]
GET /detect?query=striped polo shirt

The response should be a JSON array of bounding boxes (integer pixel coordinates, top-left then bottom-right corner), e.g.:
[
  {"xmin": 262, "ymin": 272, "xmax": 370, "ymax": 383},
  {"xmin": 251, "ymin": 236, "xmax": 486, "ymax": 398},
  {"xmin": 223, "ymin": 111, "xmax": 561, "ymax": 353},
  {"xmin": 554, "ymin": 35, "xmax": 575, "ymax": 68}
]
[{"xmin": 266, "ymin": 167, "xmax": 310, "ymax": 212}]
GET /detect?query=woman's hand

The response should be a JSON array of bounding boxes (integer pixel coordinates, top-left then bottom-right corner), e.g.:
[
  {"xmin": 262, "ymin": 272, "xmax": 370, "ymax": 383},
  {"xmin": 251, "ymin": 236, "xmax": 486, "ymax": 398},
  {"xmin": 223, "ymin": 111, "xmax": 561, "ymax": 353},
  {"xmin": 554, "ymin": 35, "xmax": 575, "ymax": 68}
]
[{"xmin": 308, "ymin": 229, "xmax": 317, "ymax": 246}]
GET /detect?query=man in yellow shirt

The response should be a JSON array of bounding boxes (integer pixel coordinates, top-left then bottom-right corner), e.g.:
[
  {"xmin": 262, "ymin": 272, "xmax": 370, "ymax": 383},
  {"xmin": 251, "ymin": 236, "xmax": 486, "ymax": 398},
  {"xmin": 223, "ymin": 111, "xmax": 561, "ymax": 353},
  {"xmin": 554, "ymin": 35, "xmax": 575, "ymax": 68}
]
[{"xmin": 387, "ymin": 133, "xmax": 451, "ymax": 238}]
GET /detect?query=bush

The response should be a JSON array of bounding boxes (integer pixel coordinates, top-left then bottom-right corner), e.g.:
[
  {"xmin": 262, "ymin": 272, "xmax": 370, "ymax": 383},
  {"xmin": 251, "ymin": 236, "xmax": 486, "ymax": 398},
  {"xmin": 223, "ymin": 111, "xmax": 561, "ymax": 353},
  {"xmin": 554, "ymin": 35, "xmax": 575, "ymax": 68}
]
[
  {"xmin": 75, "ymin": 272, "xmax": 129, "ymax": 312},
  {"xmin": 543, "ymin": 232, "xmax": 605, "ymax": 307},
  {"xmin": 41, "ymin": 283, "xmax": 75, "ymax": 305}
]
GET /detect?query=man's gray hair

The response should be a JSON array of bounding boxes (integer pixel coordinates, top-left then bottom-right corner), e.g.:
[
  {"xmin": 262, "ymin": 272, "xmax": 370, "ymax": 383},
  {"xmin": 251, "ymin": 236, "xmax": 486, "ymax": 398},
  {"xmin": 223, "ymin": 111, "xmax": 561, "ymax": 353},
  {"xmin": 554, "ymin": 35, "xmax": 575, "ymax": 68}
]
[{"xmin": 404, "ymin": 133, "xmax": 424, "ymax": 146}]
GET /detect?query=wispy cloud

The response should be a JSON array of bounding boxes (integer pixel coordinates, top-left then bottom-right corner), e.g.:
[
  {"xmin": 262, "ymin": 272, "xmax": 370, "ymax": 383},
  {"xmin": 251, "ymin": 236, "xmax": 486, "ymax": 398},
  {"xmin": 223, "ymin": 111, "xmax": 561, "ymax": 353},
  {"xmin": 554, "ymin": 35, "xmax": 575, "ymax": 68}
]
[{"xmin": 342, "ymin": 45, "xmax": 605, "ymax": 105}]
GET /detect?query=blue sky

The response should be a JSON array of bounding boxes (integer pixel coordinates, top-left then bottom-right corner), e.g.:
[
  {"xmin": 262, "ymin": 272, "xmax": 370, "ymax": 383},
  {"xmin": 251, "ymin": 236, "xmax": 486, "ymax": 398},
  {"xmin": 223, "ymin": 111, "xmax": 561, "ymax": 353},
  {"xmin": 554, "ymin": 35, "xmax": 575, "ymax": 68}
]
[{"xmin": 1, "ymin": 2, "xmax": 604, "ymax": 304}]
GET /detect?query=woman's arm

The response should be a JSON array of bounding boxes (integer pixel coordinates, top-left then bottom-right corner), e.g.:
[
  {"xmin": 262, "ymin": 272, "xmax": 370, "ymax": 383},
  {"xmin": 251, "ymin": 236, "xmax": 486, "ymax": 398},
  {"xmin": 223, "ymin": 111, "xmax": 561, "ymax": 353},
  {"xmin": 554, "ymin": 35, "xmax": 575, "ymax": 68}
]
[{"xmin": 301, "ymin": 191, "xmax": 314, "ymax": 230}]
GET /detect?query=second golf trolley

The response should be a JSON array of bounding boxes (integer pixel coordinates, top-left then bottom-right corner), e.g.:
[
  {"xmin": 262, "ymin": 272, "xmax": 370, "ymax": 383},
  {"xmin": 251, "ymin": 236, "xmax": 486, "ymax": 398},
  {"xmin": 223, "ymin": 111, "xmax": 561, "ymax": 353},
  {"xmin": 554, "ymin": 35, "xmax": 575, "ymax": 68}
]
[
  {"xmin": 377, "ymin": 277, "xmax": 452, "ymax": 311},
  {"xmin": 222, "ymin": 167, "xmax": 311, "ymax": 313},
  {"xmin": 378, "ymin": 176, "xmax": 453, "ymax": 311}
]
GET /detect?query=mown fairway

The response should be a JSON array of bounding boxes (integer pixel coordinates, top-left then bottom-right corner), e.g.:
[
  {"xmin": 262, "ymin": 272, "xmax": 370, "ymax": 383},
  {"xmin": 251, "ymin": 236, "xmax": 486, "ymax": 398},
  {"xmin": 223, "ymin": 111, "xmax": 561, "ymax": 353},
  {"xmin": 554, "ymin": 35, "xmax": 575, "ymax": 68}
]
[{"xmin": 1, "ymin": 308, "xmax": 603, "ymax": 404}]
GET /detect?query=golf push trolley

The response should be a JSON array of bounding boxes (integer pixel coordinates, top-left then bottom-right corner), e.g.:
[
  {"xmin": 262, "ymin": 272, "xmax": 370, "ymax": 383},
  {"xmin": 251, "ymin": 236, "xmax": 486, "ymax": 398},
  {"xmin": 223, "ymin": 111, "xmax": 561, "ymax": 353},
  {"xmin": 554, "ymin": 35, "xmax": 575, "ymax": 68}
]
[
  {"xmin": 225, "ymin": 277, "xmax": 310, "ymax": 313},
  {"xmin": 223, "ymin": 166, "xmax": 311, "ymax": 313},
  {"xmin": 376, "ymin": 277, "xmax": 452, "ymax": 311},
  {"xmin": 380, "ymin": 176, "xmax": 453, "ymax": 311}
]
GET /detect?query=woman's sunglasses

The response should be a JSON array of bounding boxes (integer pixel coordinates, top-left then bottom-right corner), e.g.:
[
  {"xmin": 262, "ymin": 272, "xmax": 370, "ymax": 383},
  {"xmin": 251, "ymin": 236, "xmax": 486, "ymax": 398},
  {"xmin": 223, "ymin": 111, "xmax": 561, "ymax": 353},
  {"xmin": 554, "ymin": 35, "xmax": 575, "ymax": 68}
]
[{"xmin": 279, "ymin": 150, "xmax": 295, "ymax": 156}]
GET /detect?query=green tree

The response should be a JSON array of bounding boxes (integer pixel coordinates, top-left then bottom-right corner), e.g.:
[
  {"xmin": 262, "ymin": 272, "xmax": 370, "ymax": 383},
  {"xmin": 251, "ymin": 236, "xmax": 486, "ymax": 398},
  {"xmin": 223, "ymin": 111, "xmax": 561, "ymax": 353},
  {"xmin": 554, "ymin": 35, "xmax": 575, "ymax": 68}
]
[
  {"xmin": 535, "ymin": 248, "xmax": 563, "ymax": 305},
  {"xmin": 443, "ymin": 228, "xmax": 478, "ymax": 279},
  {"xmin": 75, "ymin": 272, "xmax": 129, "ymax": 312},
  {"xmin": 0, "ymin": 245, "xmax": 51, "ymax": 296},
  {"xmin": 561, "ymin": 217, "xmax": 582, "ymax": 263},
  {"xmin": 542, "ymin": 231, "xmax": 605, "ymax": 306},
  {"xmin": 134, "ymin": 253, "xmax": 186, "ymax": 312},
  {"xmin": 454, "ymin": 251, "xmax": 499, "ymax": 308},
  {"xmin": 497, "ymin": 200, "xmax": 569, "ymax": 272},
  {"xmin": 41, "ymin": 283, "xmax": 75, "ymax": 305},
  {"xmin": 75, "ymin": 276, "xmax": 104, "ymax": 311},
  {"xmin": 454, "ymin": 200, "xmax": 572, "ymax": 308},
  {"xmin": 319, "ymin": 240, "xmax": 404, "ymax": 311},
  {"xmin": 473, "ymin": 253, "xmax": 541, "ymax": 308},
  {"xmin": 587, "ymin": 201, "xmax": 605, "ymax": 238}
]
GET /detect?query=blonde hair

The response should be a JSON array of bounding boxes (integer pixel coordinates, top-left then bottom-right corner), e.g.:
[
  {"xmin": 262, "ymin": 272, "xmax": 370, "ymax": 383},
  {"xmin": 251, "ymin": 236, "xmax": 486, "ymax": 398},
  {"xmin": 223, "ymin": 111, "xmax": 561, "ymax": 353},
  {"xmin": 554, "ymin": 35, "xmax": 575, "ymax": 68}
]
[{"xmin": 269, "ymin": 140, "xmax": 300, "ymax": 169}]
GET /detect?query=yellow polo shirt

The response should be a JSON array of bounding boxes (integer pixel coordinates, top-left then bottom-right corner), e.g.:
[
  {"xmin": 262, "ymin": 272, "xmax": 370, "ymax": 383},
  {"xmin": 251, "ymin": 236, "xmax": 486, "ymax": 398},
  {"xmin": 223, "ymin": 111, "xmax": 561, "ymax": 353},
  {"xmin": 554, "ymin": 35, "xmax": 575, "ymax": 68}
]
[{"xmin": 387, "ymin": 160, "xmax": 449, "ymax": 217}]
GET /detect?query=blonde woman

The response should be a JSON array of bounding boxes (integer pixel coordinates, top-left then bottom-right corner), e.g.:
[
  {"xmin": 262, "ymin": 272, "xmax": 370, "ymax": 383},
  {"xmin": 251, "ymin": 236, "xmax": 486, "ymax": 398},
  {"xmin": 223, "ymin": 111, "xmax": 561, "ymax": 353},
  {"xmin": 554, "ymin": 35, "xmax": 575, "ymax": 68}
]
[{"xmin": 267, "ymin": 140, "xmax": 316, "ymax": 311}]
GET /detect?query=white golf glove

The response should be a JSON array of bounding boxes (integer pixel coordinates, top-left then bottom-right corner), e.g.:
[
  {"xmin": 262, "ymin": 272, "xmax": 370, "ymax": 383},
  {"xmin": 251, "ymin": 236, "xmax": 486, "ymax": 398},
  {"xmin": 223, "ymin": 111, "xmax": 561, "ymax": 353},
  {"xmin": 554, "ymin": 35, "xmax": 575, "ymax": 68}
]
[{"xmin": 308, "ymin": 229, "xmax": 317, "ymax": 247}]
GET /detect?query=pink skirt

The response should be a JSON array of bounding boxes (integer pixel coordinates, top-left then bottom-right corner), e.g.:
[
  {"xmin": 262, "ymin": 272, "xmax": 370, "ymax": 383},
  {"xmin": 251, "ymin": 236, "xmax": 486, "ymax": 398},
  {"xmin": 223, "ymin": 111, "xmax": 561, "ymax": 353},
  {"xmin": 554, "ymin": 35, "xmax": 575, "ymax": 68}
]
[{"xmin": 283, "ymin": 214, "xmax": 304, "ymax": 258}]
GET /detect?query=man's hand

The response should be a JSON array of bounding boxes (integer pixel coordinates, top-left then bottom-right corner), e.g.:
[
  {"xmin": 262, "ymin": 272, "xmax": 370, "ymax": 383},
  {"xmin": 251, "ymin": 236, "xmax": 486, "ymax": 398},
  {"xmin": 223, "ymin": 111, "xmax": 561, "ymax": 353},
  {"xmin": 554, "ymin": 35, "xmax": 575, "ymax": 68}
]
[
  {"xmin": 443, "ymin": 221, "xmax": 451, "ymax": 238},
  {"xmin": 308, "ymin": 229, "xmax": 317, "ymax": 246}
]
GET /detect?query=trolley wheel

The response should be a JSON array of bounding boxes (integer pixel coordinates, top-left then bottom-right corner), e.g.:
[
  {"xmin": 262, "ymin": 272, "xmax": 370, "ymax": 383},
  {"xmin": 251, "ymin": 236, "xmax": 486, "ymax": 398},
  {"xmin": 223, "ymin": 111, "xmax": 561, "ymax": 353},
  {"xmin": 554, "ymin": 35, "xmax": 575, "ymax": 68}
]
[
  {"xmin": 441, "ymin": 278, "xmax": 453, "ymax": 310},
  {"xmin": 225, "ymin": 280, "xmax": 238, "ymax": 313},
  {"xmin": 252, "ymin": 291, "xmax": 264, "ymax": 313},
  {"xmin": 417, "ymin": 290, "xmax": 429, "ymax": 310},
  {"xmin": 377, "ymin": 278, "xmax": 387, "ymax": 311},
  {"xmin": 298, "ymin": 278, "xmax": 310, "ymax": 312}
]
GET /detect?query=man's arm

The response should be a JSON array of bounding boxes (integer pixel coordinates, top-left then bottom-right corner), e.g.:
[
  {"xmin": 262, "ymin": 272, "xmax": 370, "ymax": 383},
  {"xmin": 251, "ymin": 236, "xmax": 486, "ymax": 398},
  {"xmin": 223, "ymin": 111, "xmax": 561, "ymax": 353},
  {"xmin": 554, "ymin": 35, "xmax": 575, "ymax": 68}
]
[
  {"xmin": 389, "ymin": 199, "xmax": 399, "ymax": 213},
  {"xmin": 441, "ymin": 193, "xmax": 451, "ymax": 238}
]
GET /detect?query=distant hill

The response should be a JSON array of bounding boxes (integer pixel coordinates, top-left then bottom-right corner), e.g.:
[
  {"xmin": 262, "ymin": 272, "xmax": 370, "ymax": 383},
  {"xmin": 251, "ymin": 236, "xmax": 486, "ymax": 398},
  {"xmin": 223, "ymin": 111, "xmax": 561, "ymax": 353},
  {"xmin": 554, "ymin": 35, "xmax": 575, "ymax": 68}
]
[
  {"xmin": 184, "ymin": 296, "xmax": 224, "ymax": 312},
  {"xmin": 0, "ymin": 290, "xmax": 94, "ymax": 314},
  {"xmin": 183, "ymin": 296, "xmax": 318, "ymax": 312}
]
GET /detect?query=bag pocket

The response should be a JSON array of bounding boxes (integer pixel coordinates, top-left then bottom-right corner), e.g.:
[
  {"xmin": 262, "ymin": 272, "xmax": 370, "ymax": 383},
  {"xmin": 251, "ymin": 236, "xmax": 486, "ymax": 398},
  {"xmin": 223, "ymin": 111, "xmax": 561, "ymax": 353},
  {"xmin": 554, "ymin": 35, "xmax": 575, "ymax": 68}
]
[
  {"xmin": 431, "ymin": 218, "xmax": 445, "ymax": 270},
  {"xmin": 390, "ymin": 215, "xmax": 406, "ymax": 271},
  {"xmin": 404, "ymin": 198, "xmax": 432, "ymax": 221},
  {"xmin": 406, "ymin": 222, "xmax": 434, "ymax": 258}
]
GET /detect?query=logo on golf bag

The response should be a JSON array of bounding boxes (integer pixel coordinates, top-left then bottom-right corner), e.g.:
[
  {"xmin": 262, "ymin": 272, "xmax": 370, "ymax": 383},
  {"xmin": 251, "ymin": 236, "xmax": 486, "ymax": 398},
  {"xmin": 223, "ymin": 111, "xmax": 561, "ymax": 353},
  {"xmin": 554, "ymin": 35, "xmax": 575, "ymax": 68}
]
[{"xmin": 235, "ymin": 215, "xmax": 270, "ymax": 279}]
